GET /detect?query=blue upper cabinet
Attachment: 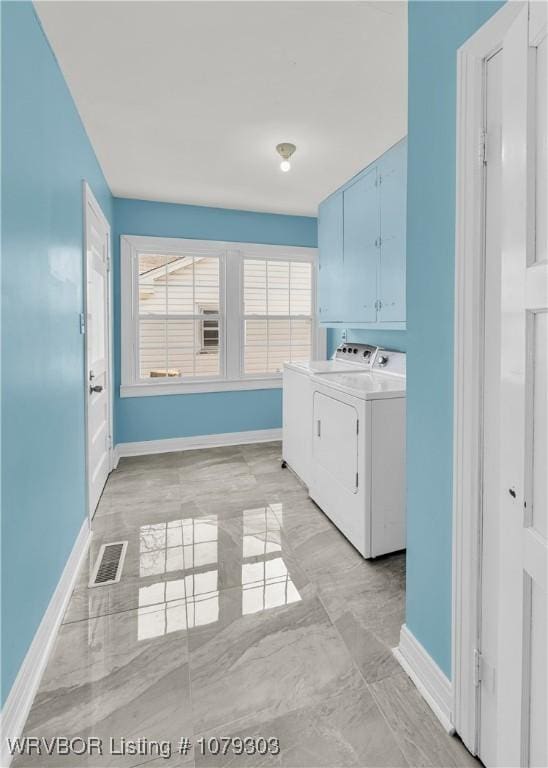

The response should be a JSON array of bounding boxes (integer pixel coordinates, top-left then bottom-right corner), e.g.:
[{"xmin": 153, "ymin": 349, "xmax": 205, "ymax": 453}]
[
  {"xmin": 378, "ymin": 140, "xmax": 407, "ymax": 323},
  {"xmin": 317, "ymin": 191, "xmax": 344, "ymax": 322},
  {"xmin": 317, "ymin": 137, "xmax": 407, "ymax": 330},
  {"xmin": 343, "ymin": 168, "xmax": 378, "ymax": 323}
]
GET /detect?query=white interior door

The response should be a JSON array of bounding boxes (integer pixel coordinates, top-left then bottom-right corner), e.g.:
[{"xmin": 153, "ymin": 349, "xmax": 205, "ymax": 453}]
[
  {"xmin": 85, "ymin": 185, "xmax": 112, "ymax": 517},
  {"xmin": 496, "ymin": 5, "xmax": 547, "ymax": 766}
]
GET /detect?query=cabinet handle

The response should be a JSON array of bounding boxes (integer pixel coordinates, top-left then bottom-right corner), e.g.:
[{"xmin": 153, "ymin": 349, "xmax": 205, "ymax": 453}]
[{"xmin": 316, "ymin": 419, "xmax": 321, "ymax": 437}]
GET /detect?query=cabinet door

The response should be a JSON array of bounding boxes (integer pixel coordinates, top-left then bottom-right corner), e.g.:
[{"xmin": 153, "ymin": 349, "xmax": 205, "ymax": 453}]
[
  {"xmin": 378, "ymin": 141, "xmax": 406, "ymax": 322},
  {"xmin": 313, "ymin": 391, "xmax": 358, "ymax": 492},
  {"xmin": 317, "ymin": 192, "xmax": 344, "ymax": 322},
  {"xmin": 343, "ymin": 169, "xmax": 379, "ymax": 323}
]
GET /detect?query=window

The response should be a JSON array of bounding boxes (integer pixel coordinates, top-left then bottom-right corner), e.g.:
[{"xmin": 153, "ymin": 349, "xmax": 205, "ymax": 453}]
[
  {"xmin": 121, "ymin": 236, "xmax": 320, "ymax": 396},
  {"xmin": 243, "ymin": 258, "xmax": 313, "ymax": 375},
  {"xmin": 137, "ymin": 251, "xmax": 222, "ymax": 380}
]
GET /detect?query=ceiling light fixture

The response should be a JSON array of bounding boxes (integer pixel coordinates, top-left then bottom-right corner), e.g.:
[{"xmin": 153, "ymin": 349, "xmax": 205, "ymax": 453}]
[{"xmin": 276, "ymin": 142, "xmax": 296, "ymax": 173}]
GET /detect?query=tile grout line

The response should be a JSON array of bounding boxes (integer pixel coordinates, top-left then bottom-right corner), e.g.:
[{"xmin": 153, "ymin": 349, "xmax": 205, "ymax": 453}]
[
  {"xmin": 180, "ymin": 468, "xmax": 363, "ymax": 752},
  {"xmin": 276, "ymin": 493, "xmax": 412, "ymax": 768},
  {"xmin": 21, "ymin": 445, "xmax": 416, "ymax": 768},
  {"xmin": 70, "ymin": 447, "xmax": 409, "ymax": 766},
  {"xmin": 320, "ymin": 588, "xmax": 412, "ymax": 768},
  {"xmin": 268, "ymin": 485, "xmax": 412, "ymax": 767},
  {"xmin": 68, "ymin": 502, "xmax": 289, "ymax": 628},
  {"xmin": 181, "ymin": 526, "xmax": 197, "ymax": 761}
]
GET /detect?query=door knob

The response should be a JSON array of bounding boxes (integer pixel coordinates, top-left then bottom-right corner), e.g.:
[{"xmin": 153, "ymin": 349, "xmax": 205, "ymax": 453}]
[{"xmin": 89, "ymin": 384, "xmax": 103, "ymax": 394}]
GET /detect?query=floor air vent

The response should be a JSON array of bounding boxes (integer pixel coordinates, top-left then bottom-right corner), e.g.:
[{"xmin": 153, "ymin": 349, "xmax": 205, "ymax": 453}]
[{"xmin": 89, "ymin": 541, "xmax": 128, "ymax": 587}]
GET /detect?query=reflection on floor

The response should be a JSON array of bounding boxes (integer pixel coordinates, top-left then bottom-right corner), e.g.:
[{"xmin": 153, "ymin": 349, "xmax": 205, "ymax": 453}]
[{"xmin": 14, "ymin": 442, "xmax": 477, "ymax": 767}]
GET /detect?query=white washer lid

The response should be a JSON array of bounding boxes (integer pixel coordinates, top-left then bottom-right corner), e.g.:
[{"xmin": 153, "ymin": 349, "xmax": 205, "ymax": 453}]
[
  {"xmin": 311, "ymin": 370, "xmax": 406, "ymax": 400},
  {"xmin": 284, "ymin": 359, "xmax": 370, "ymax": 374}
]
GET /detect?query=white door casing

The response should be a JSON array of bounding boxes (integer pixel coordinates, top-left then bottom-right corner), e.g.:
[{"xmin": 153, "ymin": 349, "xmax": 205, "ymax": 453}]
[
  {"xmin": 478, "ymin": 46, "xmax": 502, "ymax": 768},
  {"xmin": 497, "ymin": 4, "xmax": 547, "ymax": 766},
  {"xmin": 84, "ymin": 183, "xmax": 112, "ymax": 517},
  {"xmin": 453, "ymin": 3, "xmax": 527, "ymax": 750}
]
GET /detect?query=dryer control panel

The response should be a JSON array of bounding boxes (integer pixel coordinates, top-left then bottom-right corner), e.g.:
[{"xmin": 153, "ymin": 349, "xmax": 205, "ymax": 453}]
[
  {"xmin": 372, "ymin": 350, "xmax": 406, "ymax": 377},
  {"xmin": 334, "ymin": 343, "xmax": 378, "ymax": 367}
]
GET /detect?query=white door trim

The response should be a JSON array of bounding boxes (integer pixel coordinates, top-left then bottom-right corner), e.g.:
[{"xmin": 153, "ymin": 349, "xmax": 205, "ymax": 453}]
[
  {"xmin": 83, "ymin": 181, "xmax": 113, "ymax": 522},
  {"xmin": 452, "ymin": 1, "xmax": 526, "ymax": 754}
]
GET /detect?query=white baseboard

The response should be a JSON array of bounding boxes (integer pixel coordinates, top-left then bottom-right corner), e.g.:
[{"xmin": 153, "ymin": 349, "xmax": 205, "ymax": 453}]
[
  {"xmin": 0, "ymin": 519, "xmax": 91, "ymax": 767},
  {"xmin": 114, "ymin": 428, "xmax": 282, "ymax": 465},
  {"xmin": 393, "ymin": 624, "xmax": 455, "ymax": 734}
]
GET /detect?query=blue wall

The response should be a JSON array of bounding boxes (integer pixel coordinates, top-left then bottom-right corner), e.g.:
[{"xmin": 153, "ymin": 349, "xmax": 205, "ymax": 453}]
[
  {"xmin": 1, "ymin": 2, "xmax": 113, "ymax": 704},
  {"xmin": 113, "ymin": 198, "xmax": 317, "ymax": 444},
  {"xmin": 1, "ymin": 0, "xmax": 507, "ymax": 709},
  {"xmin": 406, "ymin": 0, "xmax": 504, "ymax": 677}
]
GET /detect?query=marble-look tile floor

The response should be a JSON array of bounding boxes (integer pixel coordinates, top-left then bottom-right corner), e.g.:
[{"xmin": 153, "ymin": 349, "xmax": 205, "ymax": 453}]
[{"xmin": 14, "ymin": 443, "xmax": 478, "ymax": 768}]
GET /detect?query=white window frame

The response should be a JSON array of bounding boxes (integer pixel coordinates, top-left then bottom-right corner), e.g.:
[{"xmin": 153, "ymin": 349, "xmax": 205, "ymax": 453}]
[{"xmin": 121, "ymin": 235, "xmax": 323, "ymax": 397}]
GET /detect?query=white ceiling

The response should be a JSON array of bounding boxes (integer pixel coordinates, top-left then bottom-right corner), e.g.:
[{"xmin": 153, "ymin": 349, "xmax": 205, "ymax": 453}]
[{"xmin": 35, "ymin": 1, "xmax": 407, "ymax": 216}]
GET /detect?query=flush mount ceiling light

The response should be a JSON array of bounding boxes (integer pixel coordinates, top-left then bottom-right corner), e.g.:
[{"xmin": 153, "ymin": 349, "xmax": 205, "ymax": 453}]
[{"xmin": 276, "ymin": 142, "xmax": 296, "ymax": 172}]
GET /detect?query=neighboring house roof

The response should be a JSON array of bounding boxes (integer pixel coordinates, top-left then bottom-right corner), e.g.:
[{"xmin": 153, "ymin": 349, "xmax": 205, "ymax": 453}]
[
  {"xmin": 139, "ymin": 255, "xmax": 204, "ymax": 281},
  {"xmin": 138, "ymin": 254, "xmax": 179, "ymax": 275}
]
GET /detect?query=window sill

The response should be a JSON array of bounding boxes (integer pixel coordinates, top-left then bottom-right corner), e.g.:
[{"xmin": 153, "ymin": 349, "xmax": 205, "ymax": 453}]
[{"xmin": 120, "ymin": 377, "xmax": 283, "ymax": 398}]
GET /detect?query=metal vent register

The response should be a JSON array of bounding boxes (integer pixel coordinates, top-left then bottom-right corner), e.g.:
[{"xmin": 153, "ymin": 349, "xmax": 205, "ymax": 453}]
[{"xmin": 89, "ymin": 541, "xmax": 128, "ymax": 587}]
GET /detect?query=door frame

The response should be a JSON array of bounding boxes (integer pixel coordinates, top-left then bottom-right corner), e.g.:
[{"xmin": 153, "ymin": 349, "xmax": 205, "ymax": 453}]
[
  {"xmin": 82, "ymin": 181, "xmax": 114, "ymax": 522},
  {"xmin": 452, "ymin": 1, "xmax": 526, "ymax": 754}
]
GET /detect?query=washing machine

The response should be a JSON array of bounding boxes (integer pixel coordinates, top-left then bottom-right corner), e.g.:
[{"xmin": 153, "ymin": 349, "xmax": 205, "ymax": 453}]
[
  {"xmin": 309, "ymin": 350, "xmax": 406, "ymax": 558},
  {"xmin": 282, "ymin": 343, "xmax": 378, "ymax": 487}
]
